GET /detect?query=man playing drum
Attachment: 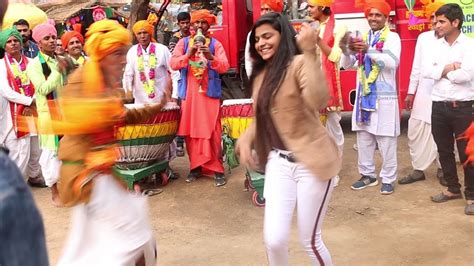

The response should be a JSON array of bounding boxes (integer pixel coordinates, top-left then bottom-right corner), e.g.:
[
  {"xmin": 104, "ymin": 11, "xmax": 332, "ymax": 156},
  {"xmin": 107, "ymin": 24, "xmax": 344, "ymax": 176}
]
[{"xmin": 123, "ymin": 17, "xmax": 180, "ymax": 175}]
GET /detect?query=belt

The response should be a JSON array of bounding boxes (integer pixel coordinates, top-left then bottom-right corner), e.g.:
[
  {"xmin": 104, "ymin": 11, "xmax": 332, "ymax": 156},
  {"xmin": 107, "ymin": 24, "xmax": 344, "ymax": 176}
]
[
  {"xmin": 433, "ymin": 101, "xmax": 473, "ymax": 108},
  {"xmin": 275, "ymin": 150, "xmax": 296, "ymax": 163}
]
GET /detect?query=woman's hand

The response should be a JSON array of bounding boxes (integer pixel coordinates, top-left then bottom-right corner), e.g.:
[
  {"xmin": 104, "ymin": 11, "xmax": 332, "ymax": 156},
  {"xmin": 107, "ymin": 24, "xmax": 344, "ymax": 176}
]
[
  {"xmin": 235, "ymin": 137, "xmax": 256, "ymax": 170},
  {"xmin": 296, "ymin": 23, "xmax": 319, "ymax": 53}
]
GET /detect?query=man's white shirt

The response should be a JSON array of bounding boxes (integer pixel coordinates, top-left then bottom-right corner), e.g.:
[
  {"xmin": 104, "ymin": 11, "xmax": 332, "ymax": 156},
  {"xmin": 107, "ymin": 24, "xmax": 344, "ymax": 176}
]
[
  {"xmin": 123, "ymin": 42, "xmax": 180, "ymax": 104},
  {"xmin": 422, "ymin": 33, "xmax": 474, "ymax": 102}
]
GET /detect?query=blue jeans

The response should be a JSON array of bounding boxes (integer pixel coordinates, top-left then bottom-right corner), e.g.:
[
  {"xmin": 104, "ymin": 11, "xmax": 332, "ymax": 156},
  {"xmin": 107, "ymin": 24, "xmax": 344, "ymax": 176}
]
[{"xmin": 0, "ymin": 149, "xmax": 49, "ymax": 266}]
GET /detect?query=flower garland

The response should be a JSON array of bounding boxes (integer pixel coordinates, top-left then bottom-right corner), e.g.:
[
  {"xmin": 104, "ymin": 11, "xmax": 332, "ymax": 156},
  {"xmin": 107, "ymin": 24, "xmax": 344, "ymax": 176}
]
[
  {"xmin": 355, "ymin": 26, "xmax": 390, "ymax": 125},
  {"xmin": 7, "ymin": 54, "xmax": 34, "ymax": 96},
  {"xmin": 137, "ymin": 43, "xmax": 157, "ymax": 99},
  {"xmin": 358, "ymin": 26, "xmax": 390, "ymax": 96}
]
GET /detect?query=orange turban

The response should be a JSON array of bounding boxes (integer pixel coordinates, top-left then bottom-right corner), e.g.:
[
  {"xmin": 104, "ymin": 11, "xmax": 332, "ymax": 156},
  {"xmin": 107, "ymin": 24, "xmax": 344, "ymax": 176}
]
[
  {"xmin": 261, "ymin": 0, "xmax": 284, "ymax": 12},
  {"xmin": 83, "ymin": 19, "xmax": 131, "ymax": 96},
  {"xmin": 191, "ymin": 10, "xmax": 217, "ymax": 25},
  {"xmin": 307, "ymin": 0, "xmax": 334, "ymax": 7},
  {"xmin": 61, "ymin": 31, "xmax": 84, "ymax": 49},
  {"xmin": 421, "ymin": 0, "xmax": 445, "ymax": 19},
  {"xmin": 356, "ymin": 0, "xmax": 391, "ymax": 18},
  {"xmin": 132, "ymin": 19, "xmax": 157, "ymax": 42}
]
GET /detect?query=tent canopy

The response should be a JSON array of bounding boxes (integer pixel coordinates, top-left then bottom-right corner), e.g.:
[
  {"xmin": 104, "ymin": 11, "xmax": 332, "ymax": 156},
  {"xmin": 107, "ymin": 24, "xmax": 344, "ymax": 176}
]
[{"xmin": 42, "ymin": 0, "xmax": 128, "ymax": 22}]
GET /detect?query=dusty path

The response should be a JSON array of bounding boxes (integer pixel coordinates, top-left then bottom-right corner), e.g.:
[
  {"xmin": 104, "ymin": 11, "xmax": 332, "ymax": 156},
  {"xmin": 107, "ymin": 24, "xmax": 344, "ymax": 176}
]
[{"xmin": 33, "ymin": 116, "xmax": 474, "ymax": 265}]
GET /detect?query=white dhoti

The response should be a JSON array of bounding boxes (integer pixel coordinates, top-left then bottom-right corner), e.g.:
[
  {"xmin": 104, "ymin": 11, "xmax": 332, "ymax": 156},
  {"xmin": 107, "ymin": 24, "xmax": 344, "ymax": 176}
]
[
  {"xmin": 39, "ymin": 149, "xmax": 61, "ymax": 187},
  {"xmin": 407, "ymin": 118, "xmax": 439, "ymax": 171},
  {"xmin": 3, "ymin": 131, "xmax": 30, "ymax": 176},
  {"xmin": 357, "ymin": 131, "xmax": 398, "ymax": 184},
  {"xmin": 26, "ymin": 135, "xmax": 42, "ymax": 178},
  {"xmin": 325, "ymin": 112, "xmax": 344, "ymax": 152},
  {"xmin": 58, "ymin": 174, "xmax": 156, "ymax": 266}
]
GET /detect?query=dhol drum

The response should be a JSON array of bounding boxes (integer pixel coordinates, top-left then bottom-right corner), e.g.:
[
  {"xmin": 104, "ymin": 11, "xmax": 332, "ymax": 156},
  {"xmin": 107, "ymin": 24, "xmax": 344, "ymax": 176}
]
[
  {"xmin": 115, "ymin": 103, "xmax": 180, "ymax": 170},
  {"xmin": 221, "ymin": 99, "xmax": 253, "ymax": 139}
]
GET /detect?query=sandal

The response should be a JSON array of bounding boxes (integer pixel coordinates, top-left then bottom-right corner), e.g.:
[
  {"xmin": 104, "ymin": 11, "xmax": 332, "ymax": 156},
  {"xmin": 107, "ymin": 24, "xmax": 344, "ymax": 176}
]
[
  {"xmin": 431, "ymin": 192, "xmax": 462, "ymax": 203},
  {"xmin": 142, "ymin": 188, "xmax": 163, "ymax": 197}
]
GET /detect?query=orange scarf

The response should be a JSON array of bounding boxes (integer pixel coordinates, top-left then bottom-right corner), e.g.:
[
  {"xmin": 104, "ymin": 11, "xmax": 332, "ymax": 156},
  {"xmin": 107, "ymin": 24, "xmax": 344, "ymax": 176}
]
[{"xmin": 321, "ymin": 14, "xmax": 342, "ymax": 111}]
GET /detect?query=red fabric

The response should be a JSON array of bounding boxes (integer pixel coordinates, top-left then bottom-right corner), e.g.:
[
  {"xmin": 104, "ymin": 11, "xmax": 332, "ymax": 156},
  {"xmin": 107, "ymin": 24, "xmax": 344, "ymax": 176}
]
[
  {"xmin": 185, "ymin": 121, "xmax": 224, "ymax": 174},
  {"xmin": 178, "ymin": 71, "xmax": 224, "ymax": 173},
  {"xmin": 464, "ymin": 122, "xmax": 474, "ymax": 165},
  {"xmin": 171, "ymin": 38, "xmax": 230, "ymax": 174},
  {"xmin": 261, "ymin": 0, "xmax": 284, "ymax": 12},
  {"xmin": 321, "ymin": 13, "xmax": 341, "ymax": 110},
  {"xmin": 5, "ymin": 56, "xmax": 35, "ymax": 138}
]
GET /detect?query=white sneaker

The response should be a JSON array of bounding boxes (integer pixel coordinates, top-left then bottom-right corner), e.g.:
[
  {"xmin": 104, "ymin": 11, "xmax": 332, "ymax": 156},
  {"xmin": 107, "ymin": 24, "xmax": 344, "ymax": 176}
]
[{"xmin": 333, "ymin": 175, "xmax": 340, "ymax": 187}]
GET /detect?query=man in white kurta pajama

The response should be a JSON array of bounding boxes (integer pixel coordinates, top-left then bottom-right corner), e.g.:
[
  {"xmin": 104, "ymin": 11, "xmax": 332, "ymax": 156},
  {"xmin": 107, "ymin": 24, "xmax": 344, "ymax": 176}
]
[
  {"xmin": 341, "ymin": 1, "xmax": 401, "ymax": 195},
  {"xmin": 123, "ymin": 20, "xmax": 180, "ymax": 167},
  {"xmin": 398, "ymin": 26, "xmax": 445, "ymax": 186},
  {"xmin": 0, "ymin": 29, "xmax": 42, "ymax": 185}
]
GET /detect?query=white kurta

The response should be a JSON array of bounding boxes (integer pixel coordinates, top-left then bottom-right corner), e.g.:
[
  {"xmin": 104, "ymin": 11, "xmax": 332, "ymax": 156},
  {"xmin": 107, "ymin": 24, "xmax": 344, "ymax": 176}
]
[
  {"xmin": 407, "ymin": 31, "xmax": 439, "ymax": 171},
  {"xmin": 58, "ymin": 174, "xmax": 156, "ymax": 266},
  {"xmin": 408, "ymin": 31, "xmax": 438, "ymax": 124},
  {"xmin": 123, "ymin": 42, "xmax": 180, "ymax": 104},
  {"xmin": 0, "ymin": 58, "xmax": 34, "ymax": 175},
  {"xmin": 341, "ymin": 31, "xmax": 401, "ymax": 137}
]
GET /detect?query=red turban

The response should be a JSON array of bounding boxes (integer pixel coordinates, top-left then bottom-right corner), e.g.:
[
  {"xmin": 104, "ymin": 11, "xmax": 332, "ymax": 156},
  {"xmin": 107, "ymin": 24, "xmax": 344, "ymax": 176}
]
[
  {"xmin": 356, "ymin": 0, "xmax": 391, "ymax": 18},
  {"xmin": 191, "ymin": 10, "xmax": 217, "ymax": 25},
  {"xmin": 261, "ymin": 0, "xmax": 284, "ymax": 12},
  {"xmin": 61, "ymin": 31, "xmax": 84, "ymax": 49}
]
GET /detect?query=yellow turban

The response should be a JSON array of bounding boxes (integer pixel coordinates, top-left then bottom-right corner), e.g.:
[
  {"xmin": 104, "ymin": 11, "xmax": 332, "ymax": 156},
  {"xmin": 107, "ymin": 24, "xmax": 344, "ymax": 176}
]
[
  {"xmin": 83, "ymin": 19, "xmax": 131, "ymax": 96},
  {"xmin": 132, "ymin": 21, "xmax": 157, "ymax": 42},
  {"xmin": 308, "ymin": 0, "xmax": 334, "ymax": 7},
  {"xmin": 421, "ymin": 0, "xmax": 445, "ymax": 19}
]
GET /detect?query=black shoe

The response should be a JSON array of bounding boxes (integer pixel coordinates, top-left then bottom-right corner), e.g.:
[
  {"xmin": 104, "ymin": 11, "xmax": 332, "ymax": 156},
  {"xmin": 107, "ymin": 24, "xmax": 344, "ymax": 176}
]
[
  {"xmin": 185, "ymin": 169, "xmax": 200, "ymax": 183},
  {"xmin": 214, "ymin": 173, "xmax": 226, "ymax": 187},
  {"xmin": 437, "ymin": 169, "xmax": 448, "ymax": 187},
  {"xmin": 398, "ymin": 170, "xmax": 425, "ymax": 185},
  {"xmin": 27, "ymin": 177, "xmax": 47, "ymax": 188}
]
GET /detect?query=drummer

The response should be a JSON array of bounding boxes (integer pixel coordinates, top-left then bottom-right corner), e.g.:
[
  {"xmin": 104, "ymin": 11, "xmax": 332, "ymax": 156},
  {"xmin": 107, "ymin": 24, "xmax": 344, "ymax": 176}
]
[{"xmin": 123, "ymin": 17, "xmax": 180, "ymax": 173}]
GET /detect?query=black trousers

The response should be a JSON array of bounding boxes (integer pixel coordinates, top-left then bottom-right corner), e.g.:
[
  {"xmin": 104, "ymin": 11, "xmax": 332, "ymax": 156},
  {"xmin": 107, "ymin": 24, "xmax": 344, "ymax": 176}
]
[{"xmin": 432, "ymin": 101, "xmax": 474, "ymax": 200}]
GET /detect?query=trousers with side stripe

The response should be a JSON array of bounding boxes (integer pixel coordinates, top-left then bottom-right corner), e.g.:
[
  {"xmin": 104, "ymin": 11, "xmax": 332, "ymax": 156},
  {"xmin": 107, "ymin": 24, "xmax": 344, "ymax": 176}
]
[{"xmin": 263, "ymin": 150, "xmax": 334, "ymax": 266}]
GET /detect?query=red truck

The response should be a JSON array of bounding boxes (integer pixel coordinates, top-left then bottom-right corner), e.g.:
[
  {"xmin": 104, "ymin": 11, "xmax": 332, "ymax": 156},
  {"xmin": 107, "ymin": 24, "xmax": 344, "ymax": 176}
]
[{"xmin": 160, "ymin": 0, "xmax": 467, "ymax": 109}]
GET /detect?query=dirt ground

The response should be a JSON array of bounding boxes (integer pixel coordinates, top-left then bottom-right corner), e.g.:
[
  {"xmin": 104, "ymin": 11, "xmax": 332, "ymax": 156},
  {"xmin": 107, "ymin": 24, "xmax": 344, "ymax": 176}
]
[{"xmin": 32, "ymin": 115, "xmax": 474, "ymax": 265}]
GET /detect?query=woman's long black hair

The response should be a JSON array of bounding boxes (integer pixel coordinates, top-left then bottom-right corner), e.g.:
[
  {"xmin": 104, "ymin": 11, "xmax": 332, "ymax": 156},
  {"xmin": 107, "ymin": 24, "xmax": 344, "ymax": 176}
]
[
  {"xmin": 248, "ymin": 13, "xmax": 301, "ymax": 160},
  {"xmin": 249, "ymin": 13, "xmax": 300, "ymax": 95}
]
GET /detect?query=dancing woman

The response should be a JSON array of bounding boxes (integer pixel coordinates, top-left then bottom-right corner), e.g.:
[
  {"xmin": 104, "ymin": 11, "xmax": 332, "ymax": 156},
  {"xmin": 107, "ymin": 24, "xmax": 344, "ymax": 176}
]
[{"xmin": 236, "ymin": 13, "xmax": 342, "ymax": 265}]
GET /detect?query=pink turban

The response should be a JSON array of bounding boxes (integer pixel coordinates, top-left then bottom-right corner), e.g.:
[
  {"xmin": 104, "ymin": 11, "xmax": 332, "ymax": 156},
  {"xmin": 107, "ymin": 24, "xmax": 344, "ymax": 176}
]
[{"xmin": 32, "ymin": 23, "xmax": 57, "ymax": 43}]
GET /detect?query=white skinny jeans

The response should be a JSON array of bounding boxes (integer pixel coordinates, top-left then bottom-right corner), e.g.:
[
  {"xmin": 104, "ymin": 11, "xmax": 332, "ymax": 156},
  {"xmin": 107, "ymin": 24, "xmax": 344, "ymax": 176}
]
[{"xmin": 264, "ymin": 150, "xmax": 334, "ymax": 266}]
